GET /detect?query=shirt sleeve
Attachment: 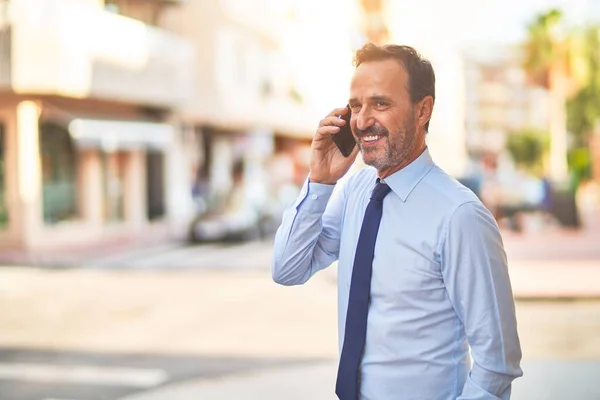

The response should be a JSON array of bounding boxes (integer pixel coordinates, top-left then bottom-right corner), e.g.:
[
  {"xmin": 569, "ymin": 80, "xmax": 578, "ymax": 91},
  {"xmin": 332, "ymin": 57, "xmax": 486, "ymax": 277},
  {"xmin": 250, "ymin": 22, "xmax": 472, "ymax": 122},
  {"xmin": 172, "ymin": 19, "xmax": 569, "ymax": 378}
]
[
  {"xmin": 271, "ymin": 176, "xmax": 347, "ymax": 286},
  {"xmin": 441, "ymin": 201, "xmax": 523, "ymax": 400}
]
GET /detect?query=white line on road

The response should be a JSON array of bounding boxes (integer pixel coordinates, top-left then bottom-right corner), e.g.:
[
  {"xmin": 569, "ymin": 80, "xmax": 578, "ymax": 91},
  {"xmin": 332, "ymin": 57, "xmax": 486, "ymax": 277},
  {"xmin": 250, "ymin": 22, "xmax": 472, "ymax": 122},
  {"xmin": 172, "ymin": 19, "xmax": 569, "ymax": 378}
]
[
  {"xmin": 0, "ymin": 363, "xmax": 169, "ymax": 388},
  {"xmin": 43, "ymin": 398, "xmax": 83, "ymax": 400}
]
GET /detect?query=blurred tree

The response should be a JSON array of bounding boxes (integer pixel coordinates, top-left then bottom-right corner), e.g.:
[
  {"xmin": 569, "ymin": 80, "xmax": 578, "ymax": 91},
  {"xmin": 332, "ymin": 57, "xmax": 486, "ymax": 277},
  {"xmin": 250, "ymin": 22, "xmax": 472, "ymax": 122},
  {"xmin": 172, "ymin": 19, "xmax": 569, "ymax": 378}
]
[
  {"xmin": 565, "ymin": 25, "xmax": 600, "ymax": 190},
  {"xmin": 523, "ymin": 9, "xmax": 588, "ymax": 182},
  {"xmin": 567, "ymin": 147, "xmax": 593, "ymax": 189},
  {"xmin": 506, "ymin": 128, "xmax": 549, "ymax": 176},
  {"xmin": 567, "ymin": 25, "xmax": 600, "ymax": 148}
]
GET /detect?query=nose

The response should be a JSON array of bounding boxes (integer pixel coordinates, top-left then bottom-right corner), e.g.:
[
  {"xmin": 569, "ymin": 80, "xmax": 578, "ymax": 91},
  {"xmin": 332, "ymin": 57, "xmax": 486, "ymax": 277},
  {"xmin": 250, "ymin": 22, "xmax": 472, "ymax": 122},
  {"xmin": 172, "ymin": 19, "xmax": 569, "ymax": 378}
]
[{"xmin": 355, "ymin": 107, "xmax": 375, "ymax": 131}]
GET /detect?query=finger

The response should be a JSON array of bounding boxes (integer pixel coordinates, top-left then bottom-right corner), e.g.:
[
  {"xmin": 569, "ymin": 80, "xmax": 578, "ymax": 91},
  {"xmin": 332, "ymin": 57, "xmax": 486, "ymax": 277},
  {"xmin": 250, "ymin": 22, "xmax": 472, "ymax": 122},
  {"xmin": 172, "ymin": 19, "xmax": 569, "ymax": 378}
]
[
  {"xmin": 318, "ymin": 107, "xmax": 348, "ymax": 127},
  {"xmin": 316, "ymin": 125, "xmax": 341, "ymax": 136},
  {"xmin": 319, "ymin": 115, "xmax": 347, "ymax": 128}
]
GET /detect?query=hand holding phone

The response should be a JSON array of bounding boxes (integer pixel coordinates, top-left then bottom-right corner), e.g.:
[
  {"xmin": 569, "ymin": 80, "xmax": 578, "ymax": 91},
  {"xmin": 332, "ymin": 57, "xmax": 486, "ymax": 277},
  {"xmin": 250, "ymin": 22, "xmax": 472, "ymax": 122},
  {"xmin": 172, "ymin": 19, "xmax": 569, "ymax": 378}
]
[
  {"xmin": 330, "ymin": 105, "xmax": 356, "ymax": 157},
  {"xmin": 309, "ymin": 106, "xmax": 357, "ymax": 184}
]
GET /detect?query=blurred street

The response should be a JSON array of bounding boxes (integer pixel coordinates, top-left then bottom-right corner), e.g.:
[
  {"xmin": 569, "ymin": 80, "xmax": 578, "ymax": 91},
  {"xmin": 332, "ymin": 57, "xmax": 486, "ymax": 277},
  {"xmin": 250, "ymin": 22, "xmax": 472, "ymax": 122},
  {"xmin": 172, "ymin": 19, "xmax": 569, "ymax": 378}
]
[{"xmin": 0, "ymin": 223, "xmax": 599, "ymax": 400}]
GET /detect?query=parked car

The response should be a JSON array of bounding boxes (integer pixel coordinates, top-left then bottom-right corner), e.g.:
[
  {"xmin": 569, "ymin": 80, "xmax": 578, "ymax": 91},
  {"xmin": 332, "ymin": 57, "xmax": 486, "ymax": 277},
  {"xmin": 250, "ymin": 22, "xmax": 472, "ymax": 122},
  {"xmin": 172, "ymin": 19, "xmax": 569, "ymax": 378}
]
[
  {"xmin": 188, "ymin": 207, "xmax": 279, "ymax": 243},
  {"xmin": 187, "ymin": 183, "xmax": 284, "ymax": 243}
]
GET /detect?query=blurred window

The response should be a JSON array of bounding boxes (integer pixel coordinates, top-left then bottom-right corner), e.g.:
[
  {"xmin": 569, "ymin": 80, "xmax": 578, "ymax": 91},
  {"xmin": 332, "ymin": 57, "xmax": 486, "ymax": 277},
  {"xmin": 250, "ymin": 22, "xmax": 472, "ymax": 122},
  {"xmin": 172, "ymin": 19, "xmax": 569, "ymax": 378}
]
[
  {"xmin": 0, "ymin": 122, "xmax": 7, "ymax": 228},
  {"xmin": 40, "ymin": 122, "xmax": 79, "ymax": 224},
  {"xmin": 146, "ymin": 150, "xmax": 165, "ymax": 221}
]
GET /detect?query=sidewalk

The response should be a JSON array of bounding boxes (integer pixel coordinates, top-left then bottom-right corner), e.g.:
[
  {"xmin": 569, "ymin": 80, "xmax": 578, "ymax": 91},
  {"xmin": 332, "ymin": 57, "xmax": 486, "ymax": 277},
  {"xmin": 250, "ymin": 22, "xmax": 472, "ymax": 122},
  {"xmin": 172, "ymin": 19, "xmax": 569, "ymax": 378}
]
[
  {"xmin": 501, "ymin": 218, "xmax": 600, "ymax": 300},
  {"xmin": 509, "ymin": 258, "xmax": 600, "ymax": 299},
  {"xmin": 0, "ymin": 243, "xmax": 598, "ymax": 400},
  {"xmin": 1, "ymin": 218, "xmax": 598, "ymax": 299},
  {"xmin": 119, "ymin": 362, "xmax": 339, "ymax": 400},
  {"xmin": 0, "ymin": 230, "xmax": 184, "ymax": 268},
  {"xmin": 118, "ymin": 360, "xmax": 600, "ymax": 400}
]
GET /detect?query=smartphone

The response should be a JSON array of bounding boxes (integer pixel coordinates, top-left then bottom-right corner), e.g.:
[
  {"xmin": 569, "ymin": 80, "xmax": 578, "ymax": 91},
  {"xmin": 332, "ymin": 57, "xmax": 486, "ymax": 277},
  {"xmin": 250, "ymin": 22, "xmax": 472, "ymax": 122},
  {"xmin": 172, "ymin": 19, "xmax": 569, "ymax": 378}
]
[{"xmin": 330, "ymin": 105, "xmax": 356, "ymax": 157}]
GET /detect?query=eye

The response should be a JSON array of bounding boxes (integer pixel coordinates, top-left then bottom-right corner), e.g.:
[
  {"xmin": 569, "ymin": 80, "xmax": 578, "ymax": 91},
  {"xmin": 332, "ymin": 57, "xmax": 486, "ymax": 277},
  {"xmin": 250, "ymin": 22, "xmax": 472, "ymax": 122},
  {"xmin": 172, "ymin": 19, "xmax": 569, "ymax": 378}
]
[
  {"xmin": 349, "ymin": 104, "xmax": 361, "ymax": 112},
  {"xmin": 375, "ymin": 101, "xmax": 388, "ymax": 108}
]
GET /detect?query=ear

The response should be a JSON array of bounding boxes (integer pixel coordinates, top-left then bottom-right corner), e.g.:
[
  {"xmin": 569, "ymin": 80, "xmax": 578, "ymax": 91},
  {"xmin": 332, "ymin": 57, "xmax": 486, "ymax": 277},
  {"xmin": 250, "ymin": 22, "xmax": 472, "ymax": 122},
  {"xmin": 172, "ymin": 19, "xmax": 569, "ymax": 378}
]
[{"xmin": 416, "ymin": 96, "xmax": 434, "ymax": 130}]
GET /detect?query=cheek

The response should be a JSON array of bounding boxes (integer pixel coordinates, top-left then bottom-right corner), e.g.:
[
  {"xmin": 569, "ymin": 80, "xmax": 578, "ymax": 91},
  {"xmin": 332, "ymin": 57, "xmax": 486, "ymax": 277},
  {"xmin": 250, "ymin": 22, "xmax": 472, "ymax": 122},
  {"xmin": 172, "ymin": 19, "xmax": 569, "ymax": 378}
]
[
  {"xmin": 378, "ymin": 112, "xmax": 402, "ymax": 130},
  {"xmin": 388, "ymin": 108, "xmax": 411, "ymax": 126}
]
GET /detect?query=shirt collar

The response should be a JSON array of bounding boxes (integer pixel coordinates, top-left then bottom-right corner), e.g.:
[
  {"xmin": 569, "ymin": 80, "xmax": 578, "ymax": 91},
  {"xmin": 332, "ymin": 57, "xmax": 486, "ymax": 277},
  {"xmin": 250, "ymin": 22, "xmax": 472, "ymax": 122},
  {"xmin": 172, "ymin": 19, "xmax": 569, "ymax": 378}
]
[{"xmin": 379, "ymin": 147, "xmax": 434, "ymax": 202}]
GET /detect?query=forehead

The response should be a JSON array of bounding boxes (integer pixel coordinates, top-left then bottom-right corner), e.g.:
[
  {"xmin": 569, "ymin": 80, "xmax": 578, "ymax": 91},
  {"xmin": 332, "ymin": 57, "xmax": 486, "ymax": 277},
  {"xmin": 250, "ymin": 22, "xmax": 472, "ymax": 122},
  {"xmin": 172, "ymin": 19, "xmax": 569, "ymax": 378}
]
[{"xmin": 350, "ymin": 59, "xmax": 408, "ymax": 100}]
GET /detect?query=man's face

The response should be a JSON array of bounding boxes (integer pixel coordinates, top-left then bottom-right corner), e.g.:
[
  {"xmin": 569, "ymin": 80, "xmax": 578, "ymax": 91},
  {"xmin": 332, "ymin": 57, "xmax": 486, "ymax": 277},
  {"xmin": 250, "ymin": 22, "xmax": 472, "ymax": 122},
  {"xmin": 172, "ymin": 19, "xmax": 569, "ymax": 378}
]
[{"xmin": 349, "ymin": 59, "xmax": 419, "ymax": 173}]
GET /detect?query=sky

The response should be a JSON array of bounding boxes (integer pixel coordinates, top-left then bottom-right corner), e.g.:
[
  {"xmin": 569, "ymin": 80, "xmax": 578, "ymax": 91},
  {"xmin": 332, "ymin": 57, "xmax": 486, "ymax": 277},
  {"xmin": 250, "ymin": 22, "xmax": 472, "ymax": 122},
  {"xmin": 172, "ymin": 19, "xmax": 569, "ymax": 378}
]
[{"xmin": 389, "ymin": 0, "xmax": 600, "ymax": 48}]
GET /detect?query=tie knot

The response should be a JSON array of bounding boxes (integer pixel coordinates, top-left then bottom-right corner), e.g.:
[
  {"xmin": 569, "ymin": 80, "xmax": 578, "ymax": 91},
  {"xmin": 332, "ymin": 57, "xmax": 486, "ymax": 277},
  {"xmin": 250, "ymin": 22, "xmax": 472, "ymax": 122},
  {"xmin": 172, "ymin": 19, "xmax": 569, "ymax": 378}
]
[{"xmin": 371, "ymin": 180, "xmax": 391, "ymax": 202}]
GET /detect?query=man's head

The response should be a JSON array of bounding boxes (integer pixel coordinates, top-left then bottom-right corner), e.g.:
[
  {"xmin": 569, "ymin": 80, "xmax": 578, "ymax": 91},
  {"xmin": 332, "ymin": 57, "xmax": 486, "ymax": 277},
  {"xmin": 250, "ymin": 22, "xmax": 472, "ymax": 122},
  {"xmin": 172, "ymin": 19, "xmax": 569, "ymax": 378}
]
[{"xmin": 349, "ymin": 43, "xmax": 435, "ymax": 177}]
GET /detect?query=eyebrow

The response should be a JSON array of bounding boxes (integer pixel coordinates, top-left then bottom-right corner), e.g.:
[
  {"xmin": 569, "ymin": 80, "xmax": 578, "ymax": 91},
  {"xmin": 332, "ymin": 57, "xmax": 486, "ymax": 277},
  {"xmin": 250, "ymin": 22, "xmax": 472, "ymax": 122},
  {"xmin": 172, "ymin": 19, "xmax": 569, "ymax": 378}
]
[{"xmin": 348, "ymin": 95, "xmax": 391, "ymax": 104}]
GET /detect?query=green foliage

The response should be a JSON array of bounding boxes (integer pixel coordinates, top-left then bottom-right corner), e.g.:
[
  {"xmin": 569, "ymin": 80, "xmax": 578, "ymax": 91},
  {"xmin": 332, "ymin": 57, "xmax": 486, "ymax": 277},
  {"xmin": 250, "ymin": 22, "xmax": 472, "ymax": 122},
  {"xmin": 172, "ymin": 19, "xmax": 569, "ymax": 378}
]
[
  {"xmin": 567, "ymin": 25, "xmax": 600, "ymax": 146},
  {"xmin": 289, "ymin": 86, "xmax": 304, "ymax": 104},
  {"xmin": 506, "ymin": 129, "xmax": 549, "ymax": 174},
  {"xmin": 523, "ymin": 8, "xmax": 600, "ymax": 185},
  {"xmin": 523, "ymin": 8, "xmax": 565, "ymax": 88},
  {"xmin": 567, "ymin": 85, "xmax": 600, "ymax": 146},
  {"xmin": 568, "ymin": 147, "xmax": 593, "ymax": 188}
]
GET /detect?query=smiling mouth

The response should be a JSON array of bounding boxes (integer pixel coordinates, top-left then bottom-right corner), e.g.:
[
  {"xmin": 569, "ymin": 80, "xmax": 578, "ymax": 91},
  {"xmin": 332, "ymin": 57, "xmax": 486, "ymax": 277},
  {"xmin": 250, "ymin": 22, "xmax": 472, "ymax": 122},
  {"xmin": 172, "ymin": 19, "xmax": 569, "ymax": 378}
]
[{"xmin": 361, "ymin": 135, "xmax": 384, "ymax": 143}]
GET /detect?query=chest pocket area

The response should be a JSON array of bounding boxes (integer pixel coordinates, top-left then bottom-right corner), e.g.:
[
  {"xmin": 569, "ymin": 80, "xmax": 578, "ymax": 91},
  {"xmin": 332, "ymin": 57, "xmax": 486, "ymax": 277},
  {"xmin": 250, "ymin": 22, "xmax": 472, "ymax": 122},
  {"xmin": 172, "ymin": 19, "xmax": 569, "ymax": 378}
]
[{"xmin": 370, "ymin": 218, "xmax": 443, "ymax": 300}]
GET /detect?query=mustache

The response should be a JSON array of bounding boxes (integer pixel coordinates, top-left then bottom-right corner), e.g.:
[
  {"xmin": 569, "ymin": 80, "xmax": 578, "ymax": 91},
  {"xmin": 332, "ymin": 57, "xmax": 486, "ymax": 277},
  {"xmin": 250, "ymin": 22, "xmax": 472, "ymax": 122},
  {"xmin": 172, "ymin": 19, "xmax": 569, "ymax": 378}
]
[{"xmin": 355, "ymin": 126, "xmax": 389, "ymax": 137}]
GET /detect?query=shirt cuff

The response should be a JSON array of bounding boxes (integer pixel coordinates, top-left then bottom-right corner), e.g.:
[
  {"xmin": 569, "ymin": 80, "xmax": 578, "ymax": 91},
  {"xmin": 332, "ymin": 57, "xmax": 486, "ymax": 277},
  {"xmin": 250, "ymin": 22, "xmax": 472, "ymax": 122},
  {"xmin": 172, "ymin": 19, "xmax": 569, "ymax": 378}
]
[{"xmin": 293, "ymin": 177, "xmax": 336, "ymax": 213}]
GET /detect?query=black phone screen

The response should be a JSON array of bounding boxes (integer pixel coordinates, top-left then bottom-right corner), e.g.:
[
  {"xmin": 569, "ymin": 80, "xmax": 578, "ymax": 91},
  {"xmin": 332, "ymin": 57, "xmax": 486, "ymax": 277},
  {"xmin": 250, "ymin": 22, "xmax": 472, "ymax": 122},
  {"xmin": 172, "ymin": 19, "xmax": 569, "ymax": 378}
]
[{"xmin": 330, "ymin": 105, "xmax": 356, "ymax": 157}]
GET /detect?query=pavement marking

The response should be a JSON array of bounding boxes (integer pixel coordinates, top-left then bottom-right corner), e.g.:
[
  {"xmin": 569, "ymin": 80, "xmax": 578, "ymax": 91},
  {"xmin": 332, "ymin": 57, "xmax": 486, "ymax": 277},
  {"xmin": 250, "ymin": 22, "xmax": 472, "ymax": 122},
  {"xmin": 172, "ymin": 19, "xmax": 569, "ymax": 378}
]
[
  {"xmin": 0, "ymin": 363, "xmax": 169, "ymax": 388},
  {"xmin": 87, "ymin": 241, "xmax": 274, "ymax": 270},
  {"xmin": 132, "ymin": 244, "xmax": 222, "ymax": 269},
  {"xmin": 83, "ymin": 243, "xmax": 184, "ymax": 268}
]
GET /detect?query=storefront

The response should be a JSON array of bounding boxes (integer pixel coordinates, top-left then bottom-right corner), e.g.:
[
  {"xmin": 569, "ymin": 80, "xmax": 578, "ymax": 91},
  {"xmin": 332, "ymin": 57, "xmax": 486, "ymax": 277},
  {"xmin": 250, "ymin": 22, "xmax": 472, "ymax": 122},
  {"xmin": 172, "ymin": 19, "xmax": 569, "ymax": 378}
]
[{"xmin": 0, "ymin": 99, "xmax": 192, "ymax": 252}]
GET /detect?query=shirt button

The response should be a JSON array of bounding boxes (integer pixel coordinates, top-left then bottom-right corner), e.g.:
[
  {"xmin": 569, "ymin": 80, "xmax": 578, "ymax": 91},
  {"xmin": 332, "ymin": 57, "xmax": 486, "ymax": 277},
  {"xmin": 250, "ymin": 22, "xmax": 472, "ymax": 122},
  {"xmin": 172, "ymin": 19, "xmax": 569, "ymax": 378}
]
[{"xmin": 311, "ymin": 194, "xmax": 319, "ymax": 200}]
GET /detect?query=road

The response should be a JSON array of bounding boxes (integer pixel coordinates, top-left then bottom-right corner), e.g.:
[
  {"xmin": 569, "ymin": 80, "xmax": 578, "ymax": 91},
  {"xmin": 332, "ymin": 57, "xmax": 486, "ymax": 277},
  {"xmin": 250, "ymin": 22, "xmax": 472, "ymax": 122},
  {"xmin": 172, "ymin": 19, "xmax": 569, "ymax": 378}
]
[
  {"xmin": 0, "ymin": 238, "xmax": 599, "ymax": 399},
  {"xmin": 82, "ymin": 239, "xmax": 277, "ymax": 270}
]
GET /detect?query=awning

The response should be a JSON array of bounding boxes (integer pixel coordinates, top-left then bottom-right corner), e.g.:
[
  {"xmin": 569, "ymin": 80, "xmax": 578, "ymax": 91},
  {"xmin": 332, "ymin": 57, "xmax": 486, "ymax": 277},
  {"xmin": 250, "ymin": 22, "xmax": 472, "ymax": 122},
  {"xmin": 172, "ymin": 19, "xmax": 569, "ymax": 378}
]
[{"xmin": 68, "ymin": 119, "xmax": 175, "ymax": 151}]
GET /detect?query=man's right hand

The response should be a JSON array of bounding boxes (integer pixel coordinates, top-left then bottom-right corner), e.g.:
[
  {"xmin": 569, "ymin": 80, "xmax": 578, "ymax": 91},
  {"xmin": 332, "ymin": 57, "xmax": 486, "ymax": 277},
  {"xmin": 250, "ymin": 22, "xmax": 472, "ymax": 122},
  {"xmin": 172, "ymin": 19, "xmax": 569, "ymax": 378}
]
[{"xmin": 309, "ymin": 107, "xmax": 359, "ymax": 185}]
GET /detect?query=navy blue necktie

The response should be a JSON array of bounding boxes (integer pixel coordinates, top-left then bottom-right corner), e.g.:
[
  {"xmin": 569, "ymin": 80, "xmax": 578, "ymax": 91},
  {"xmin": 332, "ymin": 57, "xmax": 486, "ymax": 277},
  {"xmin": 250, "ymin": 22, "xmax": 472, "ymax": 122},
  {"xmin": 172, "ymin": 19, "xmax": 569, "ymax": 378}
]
[{"xmin": 335, "ymin": 179, "xmax": 391, "ymax": 400}]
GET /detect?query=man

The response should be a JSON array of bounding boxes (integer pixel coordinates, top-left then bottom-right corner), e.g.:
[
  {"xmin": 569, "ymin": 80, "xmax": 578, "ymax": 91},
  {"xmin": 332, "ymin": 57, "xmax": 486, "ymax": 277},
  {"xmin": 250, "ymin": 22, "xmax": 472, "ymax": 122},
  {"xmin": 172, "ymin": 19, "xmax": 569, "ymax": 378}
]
[{"xmin": 272, "ymin": 43, "xmax": 522, "ymax": 400}]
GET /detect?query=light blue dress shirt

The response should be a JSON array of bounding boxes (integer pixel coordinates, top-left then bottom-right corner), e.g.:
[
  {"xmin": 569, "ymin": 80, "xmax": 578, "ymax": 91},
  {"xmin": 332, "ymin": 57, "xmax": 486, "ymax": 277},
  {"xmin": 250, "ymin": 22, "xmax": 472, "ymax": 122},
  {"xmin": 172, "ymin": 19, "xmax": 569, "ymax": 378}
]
[{"xmin": 272, "ymin": 148, "xmax": 523, "ymax": 400}]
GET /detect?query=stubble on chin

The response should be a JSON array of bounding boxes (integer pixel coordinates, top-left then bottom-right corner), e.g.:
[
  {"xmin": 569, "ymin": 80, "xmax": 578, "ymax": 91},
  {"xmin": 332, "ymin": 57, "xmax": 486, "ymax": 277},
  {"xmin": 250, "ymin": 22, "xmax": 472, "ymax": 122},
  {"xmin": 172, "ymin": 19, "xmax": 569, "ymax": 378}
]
[
  {"xmin": 360, "ymin": 137, "xmax": 394, "ymax": 171},
  {"xmin": 362, "ymin": 126, "xmax": 416, "ymax": 172}
]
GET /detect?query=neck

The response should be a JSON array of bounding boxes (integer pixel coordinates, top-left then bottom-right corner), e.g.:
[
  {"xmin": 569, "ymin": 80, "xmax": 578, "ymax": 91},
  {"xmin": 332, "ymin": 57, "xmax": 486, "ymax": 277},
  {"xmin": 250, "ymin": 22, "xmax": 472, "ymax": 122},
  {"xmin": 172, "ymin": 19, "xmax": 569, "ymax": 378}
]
[{"xmin": 378, "ymin": 143, "xmax": 427, "ymax": 179}]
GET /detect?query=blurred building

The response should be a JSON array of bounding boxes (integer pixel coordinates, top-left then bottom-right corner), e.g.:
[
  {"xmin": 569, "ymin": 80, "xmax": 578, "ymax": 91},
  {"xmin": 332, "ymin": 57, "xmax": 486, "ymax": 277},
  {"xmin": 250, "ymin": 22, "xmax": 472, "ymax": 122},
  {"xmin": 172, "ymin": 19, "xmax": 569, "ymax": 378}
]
[
  {"xmin": 165, "ymin": 0, "xmax": 359, "ymax": 216},
  {"xmin": 381, "ymin": 1, "xmax": 469, "ymax": 177},
  {"xmin": 462, "ymin": 45, "xmax": 550, "ymax": 156},
  {"xmin": 0, "ymin": 0, "xmax": 195, "ymax": 251},
  {"xmin": 0, "ymin": 0, "xmax": 376, "ymax": 252}
]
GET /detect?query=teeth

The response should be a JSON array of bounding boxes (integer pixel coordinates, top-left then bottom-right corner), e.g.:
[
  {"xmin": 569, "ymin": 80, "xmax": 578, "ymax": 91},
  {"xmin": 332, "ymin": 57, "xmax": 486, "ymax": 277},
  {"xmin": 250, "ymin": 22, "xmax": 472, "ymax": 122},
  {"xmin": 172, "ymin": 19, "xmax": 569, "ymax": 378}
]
[{"xmin": 363, "ymin": 135, "xmax": 379, "ymax": 142}]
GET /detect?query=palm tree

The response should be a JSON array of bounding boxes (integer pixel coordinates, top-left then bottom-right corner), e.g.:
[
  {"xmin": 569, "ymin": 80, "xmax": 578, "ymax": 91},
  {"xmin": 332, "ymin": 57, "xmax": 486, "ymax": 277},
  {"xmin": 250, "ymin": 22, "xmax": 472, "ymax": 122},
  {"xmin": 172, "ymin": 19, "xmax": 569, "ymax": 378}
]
[
  {"xmin": 567, "ymin": 25, "xmax": 600, "ymax": 147},
  {"xmin": 523, "ymin": 9, "xmax": 587, "ymax": 182}
]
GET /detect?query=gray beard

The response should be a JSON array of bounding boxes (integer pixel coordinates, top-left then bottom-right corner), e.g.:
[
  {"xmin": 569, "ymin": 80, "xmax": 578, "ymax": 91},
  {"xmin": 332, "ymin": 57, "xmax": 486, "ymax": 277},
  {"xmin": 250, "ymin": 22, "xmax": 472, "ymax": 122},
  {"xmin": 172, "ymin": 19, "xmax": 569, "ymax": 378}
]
[{"xmin": 360, "ymin": 123, "xmax": 416, "ymax": 171}]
